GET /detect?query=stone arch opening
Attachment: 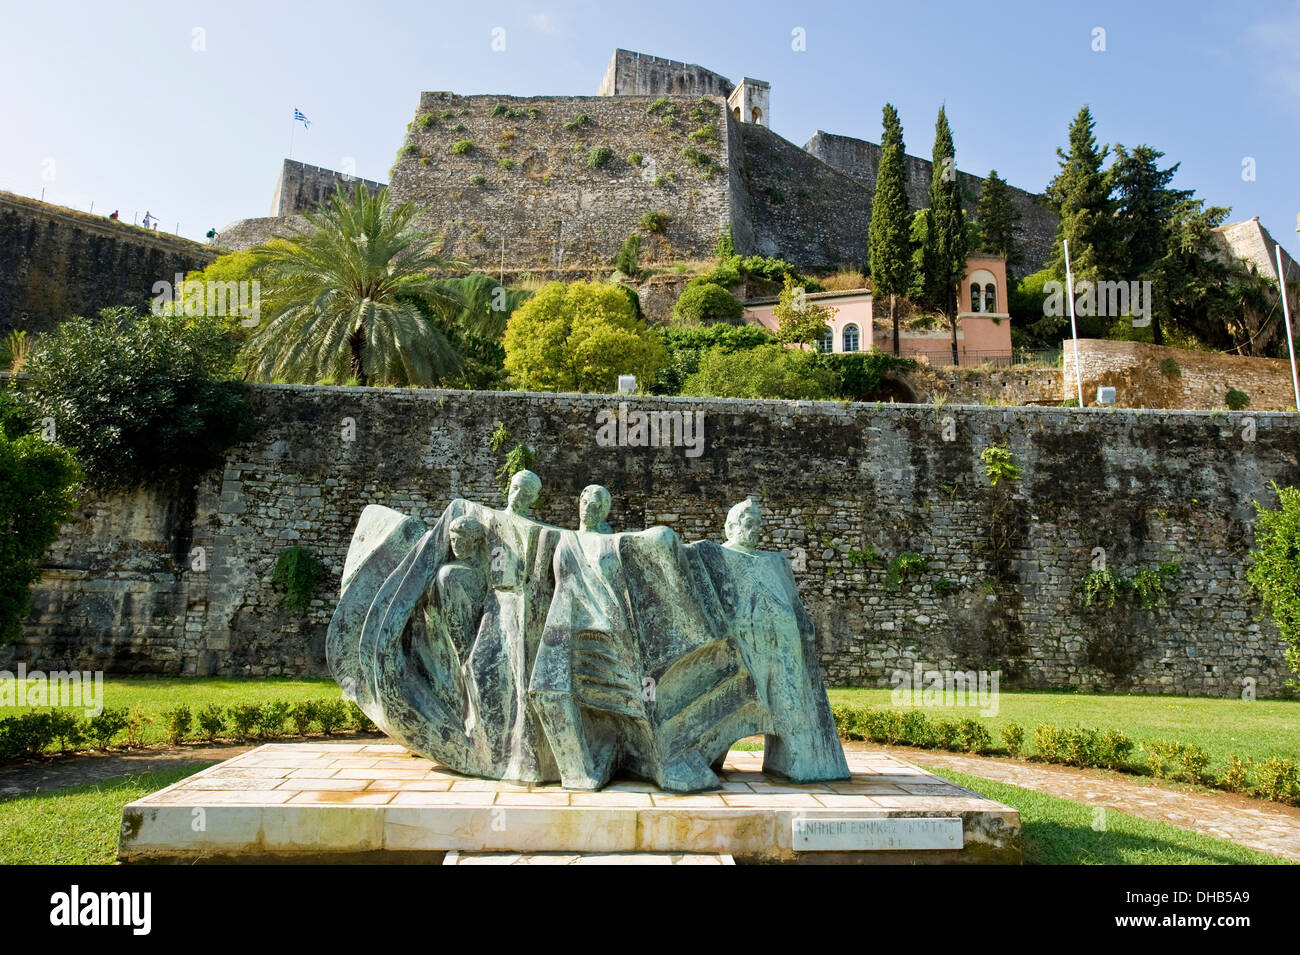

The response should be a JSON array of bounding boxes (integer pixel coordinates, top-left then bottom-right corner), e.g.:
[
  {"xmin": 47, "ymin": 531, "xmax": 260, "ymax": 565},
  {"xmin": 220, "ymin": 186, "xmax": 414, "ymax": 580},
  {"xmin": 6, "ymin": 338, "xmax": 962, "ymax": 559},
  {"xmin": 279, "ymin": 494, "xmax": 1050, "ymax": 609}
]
[{"xmin": 751, "ymin": 106, "xmax": 763, "ymax": 125}]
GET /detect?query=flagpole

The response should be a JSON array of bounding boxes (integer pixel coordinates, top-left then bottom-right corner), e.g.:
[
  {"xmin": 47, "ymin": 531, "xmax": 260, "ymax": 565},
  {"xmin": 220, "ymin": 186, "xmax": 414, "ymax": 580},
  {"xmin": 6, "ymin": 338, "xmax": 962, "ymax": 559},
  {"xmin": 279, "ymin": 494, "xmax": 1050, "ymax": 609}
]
[
  {"xmin": 1065, "ymin": 239, "xmax": 1084, "ymax": 407},
  {"xmin": 290, "ymin": 116, "xmax": 295, "ymax": 160},
  {"xmin": 1277, "ymin": 244, "xmax": 1300, "ymax": 411}
]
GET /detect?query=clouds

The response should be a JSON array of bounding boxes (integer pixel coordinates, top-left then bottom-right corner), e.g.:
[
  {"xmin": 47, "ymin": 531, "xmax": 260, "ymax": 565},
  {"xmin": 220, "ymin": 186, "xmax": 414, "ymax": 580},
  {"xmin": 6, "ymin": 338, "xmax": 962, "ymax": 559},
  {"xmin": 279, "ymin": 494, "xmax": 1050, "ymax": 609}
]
[
  {"xmin": 1245, "ymin": 9, "xmax": 1300, "ymax": 101},
  {"xmin": 531, "ymin": 12, "xmax": 560, "ymax": 36}
]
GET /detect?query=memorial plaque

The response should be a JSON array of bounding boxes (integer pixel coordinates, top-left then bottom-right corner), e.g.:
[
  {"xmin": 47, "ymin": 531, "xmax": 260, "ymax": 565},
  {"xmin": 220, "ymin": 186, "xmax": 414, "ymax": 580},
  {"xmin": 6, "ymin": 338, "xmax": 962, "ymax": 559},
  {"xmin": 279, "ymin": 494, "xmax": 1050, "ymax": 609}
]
[{"xmin": 791, "ymin": 815, "xmax": 964, "ymax": 851}]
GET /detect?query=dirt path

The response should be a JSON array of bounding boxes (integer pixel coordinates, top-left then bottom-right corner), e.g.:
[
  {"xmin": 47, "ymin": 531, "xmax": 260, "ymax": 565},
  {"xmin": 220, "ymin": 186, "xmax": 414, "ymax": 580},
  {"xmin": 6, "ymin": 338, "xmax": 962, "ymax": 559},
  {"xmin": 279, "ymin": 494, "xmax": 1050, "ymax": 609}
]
[{"xmin": 851, "ymin": 743, "xmax": 1300, "ymax": 863}]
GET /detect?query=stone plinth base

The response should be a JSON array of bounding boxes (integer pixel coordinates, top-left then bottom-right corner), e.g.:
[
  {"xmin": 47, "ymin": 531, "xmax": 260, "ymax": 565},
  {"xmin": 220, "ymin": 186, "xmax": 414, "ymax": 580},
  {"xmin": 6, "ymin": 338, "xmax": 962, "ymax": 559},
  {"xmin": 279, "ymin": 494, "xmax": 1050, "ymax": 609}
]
[{"xmin": 118, "ymin": 743, "xmax": 1020, "ymax": 864}]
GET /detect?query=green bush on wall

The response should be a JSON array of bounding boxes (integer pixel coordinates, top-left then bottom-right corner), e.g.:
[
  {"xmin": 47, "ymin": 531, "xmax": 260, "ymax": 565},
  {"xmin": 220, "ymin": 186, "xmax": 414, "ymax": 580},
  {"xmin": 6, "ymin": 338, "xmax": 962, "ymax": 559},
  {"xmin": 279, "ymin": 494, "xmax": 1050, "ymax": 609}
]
[{"xmin": 271, "ymin": 546, "xmax": 328, "ymax": 612}]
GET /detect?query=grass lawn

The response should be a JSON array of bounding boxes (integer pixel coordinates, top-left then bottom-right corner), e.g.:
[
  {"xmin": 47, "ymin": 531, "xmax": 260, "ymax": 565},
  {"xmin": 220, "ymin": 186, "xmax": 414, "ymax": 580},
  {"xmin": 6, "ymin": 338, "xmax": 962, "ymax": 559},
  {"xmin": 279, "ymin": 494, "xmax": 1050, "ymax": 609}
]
[
  {"xmin": 932, "ymin": 767, "xmax": 1293, "ymax": 865},
  {"xmin": 1, "ymin": 676, "xmax": 340, "ymax": 748},
  {"xmin": 0, "ymin": 765, "xmax": 211, "ymax": 865},
  {"xmin": 829, "ymin": 687, "xmax": 1300, "ymax": 772}
]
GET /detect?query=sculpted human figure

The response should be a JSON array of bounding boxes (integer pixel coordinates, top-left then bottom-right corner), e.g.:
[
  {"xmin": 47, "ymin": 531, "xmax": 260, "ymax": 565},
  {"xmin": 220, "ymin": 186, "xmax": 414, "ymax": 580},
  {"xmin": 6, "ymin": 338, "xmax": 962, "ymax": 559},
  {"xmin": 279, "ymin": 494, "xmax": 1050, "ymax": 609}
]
[
  {"xmin": 578, "ymin": 484, "xmax": 613, "ymax": 534},
  {"xmin": 430, "ymin": 515, "xmax": 488, "ymax": 661},
  {"xmin": 723, "ymin": 497, "xmax": 760, "ymax": 553}
]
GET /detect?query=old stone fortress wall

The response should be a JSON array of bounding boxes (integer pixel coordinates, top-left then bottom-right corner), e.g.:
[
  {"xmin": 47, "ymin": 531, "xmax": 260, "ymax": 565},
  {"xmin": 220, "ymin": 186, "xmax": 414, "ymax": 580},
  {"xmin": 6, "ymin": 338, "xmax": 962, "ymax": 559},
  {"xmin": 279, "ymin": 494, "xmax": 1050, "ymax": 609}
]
[
  {"xmin": 7, "ymin": 385, "xmax": 1293, "ymax": 698},
  {"xmin": 217, "ymin": 49, "xmax": 1059, "ymax": 272}
]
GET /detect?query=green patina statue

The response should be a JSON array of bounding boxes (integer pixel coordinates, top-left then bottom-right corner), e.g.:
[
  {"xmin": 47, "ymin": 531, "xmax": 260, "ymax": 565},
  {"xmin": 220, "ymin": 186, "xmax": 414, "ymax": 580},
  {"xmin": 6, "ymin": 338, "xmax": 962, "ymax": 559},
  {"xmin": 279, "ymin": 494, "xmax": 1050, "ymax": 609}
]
[{"xmin": 327, "ymin": 471, "xmax": 848, "ymax": 792}]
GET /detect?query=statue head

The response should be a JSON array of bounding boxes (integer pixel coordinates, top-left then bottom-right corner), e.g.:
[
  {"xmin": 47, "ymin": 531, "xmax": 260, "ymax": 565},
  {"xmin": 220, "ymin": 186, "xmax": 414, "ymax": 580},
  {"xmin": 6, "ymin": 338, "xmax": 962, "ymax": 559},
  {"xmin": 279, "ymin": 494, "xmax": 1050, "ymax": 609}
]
[
  {"xmin": 506, "ymin": 470, "xmax": 541, "ymax": 517},
  {"xmin": 448, "ymin": 515, "xmax": 486, "ymax": 563},
  {"xmin": 724, "ymin": 497, "xmax": 761, "ymax": 553},
  {"xmin": 579, "ymin": 485, "xmax": 613, "ymax": 533}
]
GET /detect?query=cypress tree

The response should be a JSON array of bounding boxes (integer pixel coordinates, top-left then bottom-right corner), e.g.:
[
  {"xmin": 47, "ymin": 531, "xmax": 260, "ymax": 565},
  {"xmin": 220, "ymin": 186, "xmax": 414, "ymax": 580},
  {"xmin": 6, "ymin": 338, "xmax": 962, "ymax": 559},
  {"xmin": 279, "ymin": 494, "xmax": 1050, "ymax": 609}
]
[
  {"xmin": 927, "ymin": 106, "xmax": 967, "ymax": 365},
  {"xmin": 975, "ymin": 169, "xmax": 1022, "ymax": 280},
  {"xmin": 868, "ymin": 104, "xmax": 912, "ymax": 355}
]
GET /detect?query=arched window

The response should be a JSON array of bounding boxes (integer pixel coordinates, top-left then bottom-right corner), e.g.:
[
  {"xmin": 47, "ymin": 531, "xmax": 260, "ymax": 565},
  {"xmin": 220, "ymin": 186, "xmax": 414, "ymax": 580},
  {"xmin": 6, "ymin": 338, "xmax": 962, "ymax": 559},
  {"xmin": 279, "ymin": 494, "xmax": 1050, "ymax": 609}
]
[
  {"xmin": 984, "ymin": 284, "xmax": 997, "ymax": 312},
  {"xmin": 751, "ymin": 107, "xmax": 762, "ymax": 126},
  {"xmin": 732, "ymin": 106, "xmax": 741, "ymax": 121},
  {"xmin": 842, "ymin": 324, "xmax": 860, "ymax": 352},
  {"xmin": 970, "ymin": 282, "xmax": 982, "ymax": 312},
  {"xmin": 817, "ymin": 326, "xmax": 834, "ymax": 353}
]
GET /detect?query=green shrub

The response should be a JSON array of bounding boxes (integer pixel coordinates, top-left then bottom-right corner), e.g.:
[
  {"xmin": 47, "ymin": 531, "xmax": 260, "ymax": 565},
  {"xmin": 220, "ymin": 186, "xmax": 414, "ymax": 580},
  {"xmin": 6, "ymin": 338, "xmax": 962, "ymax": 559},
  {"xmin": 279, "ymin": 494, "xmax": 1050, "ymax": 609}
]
[
  {"xmin": 163, "ymin": 706, "xmax": 192, "ymax": 745},
  {"xmin": 1145, "ymin": 738, "xmax": 1183, "ymax": 778},
  {"xmin": 681, "ymin": 344, "xmax": 837, "ymax": 400},
  {"xmin": 1256, "ymin": 757, "xmax": 1300, "ymax": 804},
  {"xmin": 586, "ymin": 145, "xmax": 612, "ymax": 168},
  {"xmin": 652, "ymin": 176, "xmax": 666, "ymax": 188},
  {"xmin": 124, "ymin": 702, "xmax": 153, "ymax": 748},
  {"xmin": 0, "ymin": 417, "xmax": 80, "ymax": 645},
  {"xmin": 1223, "ymin": 755, "xmax": 1253, "ymax": 793},
  {"xmin": 640, "ymin": 210, "xmax": 669, "ymax": 233},
  {"xmin": 348, "ymin": 700, "xmax": 377, "ymax": 733},
  {"xmin": 645, "ymin": 98, "xmax": 673, "ymax": 117},
  {"xmin": 886, "ymin": 553, "xmax": 929, "ymax": 588},
  {"xmin": 980, "ymin": 443, "xmax": 1024, "ymax": 486},
  {"xmin": 813, "ymin": 353, "xmax": 916, "ymax": 401},
  {"xmin": 4, "ymin": 712, "xmax": 54, "ymax": 757},
  {"xmin": 1178, "ymin": 743, "xmax": 1213, "ymax": 785},
  {"xmin": 196, "ymin": 703, "xmax": 226, "ymax": 742},
  {"xmin": 930, "ymin": 719, "xmax": 963, "ymax": 751},
  {"xmin": 672, "ymin": 282, "xmax": 742, "ymax": 325},
  {"xmin": 315, "ymin": 698, "xmax": 350, "ymax": 735},
  {"xmin": 563, "ymin": 114, "xmax": 591, "ymax": 131},
  {"xmin": 526, "ymin": 107, "xmax": 541, "ymax": 120},
  {"xmin": 627, "ymin": 153, "xmax": 643, "ymax": 166},
  {"xmin": 86, "ymin": 708, "xmax": 129, "ymax": 751},
  {"xmin": 1033, "ymin": 723, "xmax": 1063, "ymax": 762},
  {"xmin": 256, "ymin": 700, "xmax": 292, "ymax": 739},
  {"xmin": 21, "ymin": 307, "xmax": 253, "ymax": 492},
  {"xmin": 468, "ymin": 173, "xmax": 486, "ymax": 186},
  {"xmin": 399, "ymin": 143, "xmax": 420, "ymax": 158},
  {"xmin": 899, "ymin": 710, "xmax": 931, "ymax": 747},
  {"xmin": 497, "ymin": 158, "xmax": 516, "ymax": 171},
  {"xmin": 1225, "ymin": 388, "xmax": 1250, "ymax": 410},
  {"xmin": 1082, "ymin": 568, "xmax": 1126, "ymax": 609},
  {"xmin": 680, "ymin": 145, "xmax": 710, "ymax": 167},
  {"xmin": 1002, "ymin": 722, "xmax": 1025, "ymax": 757},
  {"xmin": 416, "ymin": 113, "xmax": 436, "ymax": 130},
  {"xmin": 1098, "ymin": 729, "xmax": 1134, "ymax": 769},
  {"xmin": 230, "ymin": 703, "xmax": 263, "ymax": 741},
  {"xmin": 1246, "ymin": 483, "xmax": 1300, "ymax": 686},
  {"xmin": 488, "ymin": 103, "xmax": 522, "ymax": 119},
  {"xmin": 291, "ymin": 700, "xmax": 319, "ymax": 736},
  {"xmin": 959, "ymin": 717, "xmax": 994, "ymax": 754},
  {"xmin": 650, "ymin": 323, "xmax": 770, "ymax": 395},
  {"xmin": 450, "ymin": 139, "xmax": 475, "ymax": 155},
  {"xmin": 615, "ymin": 232, "xmax": 641, "ymax": 279},
  {"xmin": 1159, "ymin": 357, "xmax": 1182, "ymax": 377},
  {"xmin": 689, "ymin": 123, "xmax": 718, "ymax": 144},
  {"xmin": 271, "ymin": 546, "xmax": 327, "ymax": 613},
  {"xmin": 47, "ymin": 710, "xmax": 85, "ymax": 754}
]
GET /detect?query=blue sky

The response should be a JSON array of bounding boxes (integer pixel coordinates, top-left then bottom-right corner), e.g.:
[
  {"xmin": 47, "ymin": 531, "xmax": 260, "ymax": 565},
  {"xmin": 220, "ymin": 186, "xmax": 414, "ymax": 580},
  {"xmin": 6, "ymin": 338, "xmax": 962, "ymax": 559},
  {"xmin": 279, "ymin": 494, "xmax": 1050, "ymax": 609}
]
[{"xmin": 2, "ymin": 0, "xmax": 1297, "ymax": 258}]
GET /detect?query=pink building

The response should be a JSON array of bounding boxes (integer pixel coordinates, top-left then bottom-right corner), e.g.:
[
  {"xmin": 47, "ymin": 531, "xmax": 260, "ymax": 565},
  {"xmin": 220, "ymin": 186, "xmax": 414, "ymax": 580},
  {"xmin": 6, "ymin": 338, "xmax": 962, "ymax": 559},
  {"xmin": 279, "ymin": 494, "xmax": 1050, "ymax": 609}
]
[{"xmin": 741, "ymin": 254, "xmax": 1014, "ymax": 366}]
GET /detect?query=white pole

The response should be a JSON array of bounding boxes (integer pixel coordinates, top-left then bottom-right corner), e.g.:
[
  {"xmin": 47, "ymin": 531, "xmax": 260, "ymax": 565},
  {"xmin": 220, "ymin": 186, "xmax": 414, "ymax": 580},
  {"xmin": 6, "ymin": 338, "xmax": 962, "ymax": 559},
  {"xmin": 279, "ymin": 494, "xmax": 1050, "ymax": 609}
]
[
  {"xmin": 1065, "ymin": 239, "xmax": 1084, "ymax": 407},
  {"xmin": 1277, "ymin": 244, "xmax": 1300, "ymax": 411}
]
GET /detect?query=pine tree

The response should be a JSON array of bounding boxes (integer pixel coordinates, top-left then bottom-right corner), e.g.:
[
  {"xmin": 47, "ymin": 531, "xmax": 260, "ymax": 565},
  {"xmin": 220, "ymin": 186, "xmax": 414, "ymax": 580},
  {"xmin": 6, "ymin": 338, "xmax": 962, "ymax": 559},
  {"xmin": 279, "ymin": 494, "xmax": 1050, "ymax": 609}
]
[
  {"xmin": 1043, "ymin": 106, "xmax": 1114, "ymax": 335},
  {"xmin": 868, "ymin": 104, "xmax": 912, "ymax": 355},
  {"xmin": 1108, "ymin": 144, "xmax": 1191, "ymax": 345},
  {"xmin": 926, "ymin": 107, "xmax": 968, "ymax": 365},
  {"xmin": 975, "ymin": 169, "xmax": 1022, "ymax": 279}
]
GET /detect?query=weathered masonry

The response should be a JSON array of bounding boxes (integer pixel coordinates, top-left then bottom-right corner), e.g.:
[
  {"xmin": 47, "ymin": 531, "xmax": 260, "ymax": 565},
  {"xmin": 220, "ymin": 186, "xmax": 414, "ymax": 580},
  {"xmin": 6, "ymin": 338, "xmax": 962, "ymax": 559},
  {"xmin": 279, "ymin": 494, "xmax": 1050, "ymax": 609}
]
[{"xmin": 10, "ymin": 386, "xmax": 1295, "ymax": 698}]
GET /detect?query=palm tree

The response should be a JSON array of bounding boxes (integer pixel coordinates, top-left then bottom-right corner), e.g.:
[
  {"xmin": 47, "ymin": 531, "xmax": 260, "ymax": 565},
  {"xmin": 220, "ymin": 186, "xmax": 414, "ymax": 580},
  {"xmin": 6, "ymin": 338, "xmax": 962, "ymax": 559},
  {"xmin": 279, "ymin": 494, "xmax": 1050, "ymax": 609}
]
[{"xmin": 243, "ymin": 183, "xmax": 465, "ymax": 386}]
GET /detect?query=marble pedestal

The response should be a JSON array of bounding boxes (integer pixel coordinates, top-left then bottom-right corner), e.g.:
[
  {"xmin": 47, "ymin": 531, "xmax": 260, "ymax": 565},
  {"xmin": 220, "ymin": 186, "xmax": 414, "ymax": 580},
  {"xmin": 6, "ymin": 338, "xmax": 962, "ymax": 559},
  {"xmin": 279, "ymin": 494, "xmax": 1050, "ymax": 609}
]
[{"xmin": 118, "ymin": 743, "xmax": 1021, "ymax": 864}]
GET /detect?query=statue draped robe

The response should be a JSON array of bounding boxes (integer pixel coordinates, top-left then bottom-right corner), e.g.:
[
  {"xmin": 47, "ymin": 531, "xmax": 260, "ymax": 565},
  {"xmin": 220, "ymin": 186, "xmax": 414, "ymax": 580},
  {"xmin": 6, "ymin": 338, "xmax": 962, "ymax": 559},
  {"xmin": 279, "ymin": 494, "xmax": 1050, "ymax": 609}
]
[{"xmin": 327, "ymin": 501, "xmax": 849, "ymax": 792}]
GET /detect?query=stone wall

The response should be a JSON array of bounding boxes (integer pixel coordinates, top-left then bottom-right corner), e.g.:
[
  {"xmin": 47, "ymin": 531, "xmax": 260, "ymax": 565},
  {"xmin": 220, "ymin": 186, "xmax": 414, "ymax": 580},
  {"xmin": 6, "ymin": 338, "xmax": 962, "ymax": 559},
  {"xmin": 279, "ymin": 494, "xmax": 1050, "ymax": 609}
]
[
  {"xmin": 597, "ymin": 49, "xmax": 733, "ymax": 97},
  {"xmin": 0, "ymin": 192, "xmax": 219, "ymax": 335},
  {"xmin": 803, "ymin": 131, "xmax": 1057, "ymax": 276},
  {"xmin": 732, "ymin": 124, "xmax": 871, "ymax": 268},
  {"xmin": 387, "ymin": 93, "xmax": 732, "ymax": 269},
  {"xmin": 270, "ymin": 160, "xmax": 385, "ymax": 217},
  {"xmin": 1063, "ymin": 339, "xmax": 1297, "ymax": 411},
  {"xmin": 8, "ymin": 386, "xmax": 1296, "ymax": 698}
]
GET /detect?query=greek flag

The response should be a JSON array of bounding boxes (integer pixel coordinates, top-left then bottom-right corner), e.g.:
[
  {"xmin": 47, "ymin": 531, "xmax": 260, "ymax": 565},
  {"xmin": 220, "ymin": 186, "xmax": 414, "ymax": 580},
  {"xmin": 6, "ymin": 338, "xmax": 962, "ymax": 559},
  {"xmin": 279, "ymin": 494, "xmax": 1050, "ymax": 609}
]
[{"xmin": 294, "ymin": 108, "xmax": 310, "ymax": 129}]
